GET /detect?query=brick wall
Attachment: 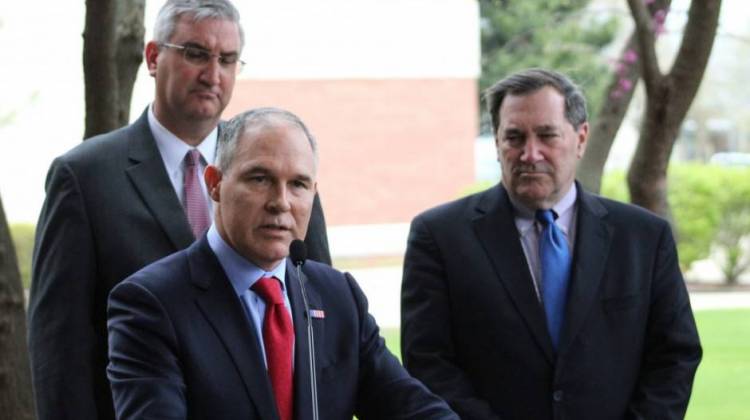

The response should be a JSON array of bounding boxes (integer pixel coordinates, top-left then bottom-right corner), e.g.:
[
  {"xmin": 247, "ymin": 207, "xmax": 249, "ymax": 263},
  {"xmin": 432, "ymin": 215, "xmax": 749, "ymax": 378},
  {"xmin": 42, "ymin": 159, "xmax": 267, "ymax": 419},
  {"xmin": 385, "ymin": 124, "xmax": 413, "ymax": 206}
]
[{"xmin": 224, "ymin": 78, "xmax": 478, "ymax": 226}]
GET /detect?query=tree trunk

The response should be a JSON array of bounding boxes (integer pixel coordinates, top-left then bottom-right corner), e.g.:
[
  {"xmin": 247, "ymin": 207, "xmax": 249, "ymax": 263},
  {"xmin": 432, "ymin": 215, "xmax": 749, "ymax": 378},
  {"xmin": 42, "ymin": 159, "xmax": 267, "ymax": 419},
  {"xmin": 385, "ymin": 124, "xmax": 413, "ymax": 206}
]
[
  {"xmin": 626, "ymin": 0, "xmax": 722, "ymax": 219},
  {"xmin": 83, "ymin": 0, "xmax": 118, "ymax": 139},
  {"xmin": 577, "ymin": 0, "xmax": 671, "ymax": 194},
  {"xmin": 83, "ymin": 0, "xmax": 145, "ymax": 139},
  {"xmin": 0, "ymin": 195, "xmax": 34, "ymax": 419},
  {"xmin": 577, "ymin": 34, "xmax": 640, "ymax": 194},
  {"xmin": 114, "ymin": 0, "xmax": 146, "ymax": 126}
]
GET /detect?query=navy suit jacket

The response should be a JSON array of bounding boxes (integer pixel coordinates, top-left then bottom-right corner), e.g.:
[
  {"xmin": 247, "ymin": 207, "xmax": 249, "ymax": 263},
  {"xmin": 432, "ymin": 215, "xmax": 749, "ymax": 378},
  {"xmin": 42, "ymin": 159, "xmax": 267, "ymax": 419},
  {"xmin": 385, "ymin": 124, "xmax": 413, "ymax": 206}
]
[
  {"xmin": 107, "ymin": 237, "xmax": 457, "ymax": 420},
  {"xmin": 28, "ymin": 109, "xmax": 331, "ymax": 420},
  {"xmin": 401, "ymin": 183, "xmax": 702, "ymax": 419}
]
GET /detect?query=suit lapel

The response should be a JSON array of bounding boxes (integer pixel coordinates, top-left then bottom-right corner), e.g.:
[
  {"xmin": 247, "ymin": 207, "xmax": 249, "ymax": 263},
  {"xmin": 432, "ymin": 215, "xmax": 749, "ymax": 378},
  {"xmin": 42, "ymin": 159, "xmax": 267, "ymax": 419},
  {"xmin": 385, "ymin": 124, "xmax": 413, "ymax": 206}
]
[
  {"xmin": 124, "ymin": 110, "xmax": 194, "ymax": 250},
  {"xmin": 558, "ymin": 187, "xmax": 612, "ymax": 353},
  {"xmin": 188, "ymin": 239, "xmax": 279, "ymax": 420},
  {"xmin": 472, "ymin": 185, "xmax": 555, "ymax": 362},
  {"xmin": 286, "ymin": 260, "xmax": 323, "ymax": 420}
]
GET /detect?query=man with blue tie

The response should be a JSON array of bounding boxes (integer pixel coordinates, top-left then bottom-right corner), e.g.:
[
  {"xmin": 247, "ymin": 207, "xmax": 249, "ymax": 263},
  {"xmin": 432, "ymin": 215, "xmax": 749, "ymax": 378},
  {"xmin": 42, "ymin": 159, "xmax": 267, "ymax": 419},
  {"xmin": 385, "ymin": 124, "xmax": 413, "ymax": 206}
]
[
  {"xmin": 107, "ymin": 107, "xmax": 458, "ymax": 419},
  {"xmin": 400, "ymin": 68, "xmax": 702, "ymax": 419}
]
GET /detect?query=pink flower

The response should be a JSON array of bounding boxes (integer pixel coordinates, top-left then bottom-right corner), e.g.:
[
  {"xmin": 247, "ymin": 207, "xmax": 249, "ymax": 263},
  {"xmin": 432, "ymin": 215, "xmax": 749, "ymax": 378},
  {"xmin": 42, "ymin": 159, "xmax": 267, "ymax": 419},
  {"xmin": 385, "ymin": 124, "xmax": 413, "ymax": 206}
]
[
  {"xmin": 623, "ymin": 49, "xmax": 638, "ymax": 64},
  {"xmin": 618, "ymin": 78, "xmax": 634, "ymax": 91}
]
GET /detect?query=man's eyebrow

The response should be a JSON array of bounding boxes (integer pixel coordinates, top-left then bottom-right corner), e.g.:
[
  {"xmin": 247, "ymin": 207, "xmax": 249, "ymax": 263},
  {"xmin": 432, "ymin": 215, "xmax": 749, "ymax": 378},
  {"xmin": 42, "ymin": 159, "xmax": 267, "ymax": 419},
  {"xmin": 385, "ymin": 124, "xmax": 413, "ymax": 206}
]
[
  {"xmin": 295, "ymin": 174, "xmax": 313, "ymax": 184},
  {"xmin": 182, "ymin": 41, "xmax": 238, "ymax": 56},
  {"xmin": 535, "ymin": 124, "xmax": 560, "ymax": 132}
]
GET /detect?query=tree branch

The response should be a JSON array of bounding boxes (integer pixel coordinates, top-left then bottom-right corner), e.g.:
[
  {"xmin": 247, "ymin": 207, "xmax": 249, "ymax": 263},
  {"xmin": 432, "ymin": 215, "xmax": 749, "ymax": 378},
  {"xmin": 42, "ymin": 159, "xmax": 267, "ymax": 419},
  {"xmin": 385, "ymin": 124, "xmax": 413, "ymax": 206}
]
[
  {"xmin": 668, "ymin": 0, "xmax": 722, "ymax": 107},
  {"xmin": 627, "ymin": 0, "xmax": 662, "ymax": 95}
]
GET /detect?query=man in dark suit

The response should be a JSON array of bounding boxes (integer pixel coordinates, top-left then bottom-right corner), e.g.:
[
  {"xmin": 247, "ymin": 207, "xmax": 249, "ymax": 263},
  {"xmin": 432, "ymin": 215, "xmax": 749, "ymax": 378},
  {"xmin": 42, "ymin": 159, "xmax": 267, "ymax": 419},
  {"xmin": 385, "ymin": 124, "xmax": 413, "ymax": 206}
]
[
  {"xmin": 28, "ymin": 2, "xmax": 330, "ymax": 419},
  {"xmin": 106, "ymin": 107, "xmax": 457, "ymax": 419},
  {"xmin": 401, "ymin": 68, "xmax": 702, "ymax": 419}
]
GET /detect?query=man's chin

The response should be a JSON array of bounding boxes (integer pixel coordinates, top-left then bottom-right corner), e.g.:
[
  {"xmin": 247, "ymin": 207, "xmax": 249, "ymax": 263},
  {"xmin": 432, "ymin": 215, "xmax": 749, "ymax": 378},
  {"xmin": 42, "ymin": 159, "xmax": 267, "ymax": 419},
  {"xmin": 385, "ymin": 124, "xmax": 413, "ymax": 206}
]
[
  {"xmin": 513, "ymin": 187, "xmax": 553, "ymax": 209},
  {"xmin": 186, "ymin": 102, "xmax": 223, "ymax": 121}
]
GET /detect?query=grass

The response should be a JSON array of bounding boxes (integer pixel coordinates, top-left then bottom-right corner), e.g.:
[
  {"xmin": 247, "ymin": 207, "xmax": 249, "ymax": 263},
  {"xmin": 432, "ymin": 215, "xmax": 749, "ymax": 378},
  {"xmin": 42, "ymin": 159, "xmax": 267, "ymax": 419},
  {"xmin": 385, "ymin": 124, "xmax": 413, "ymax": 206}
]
[
  {"xmin": 381, "ymin": 309, "xmax": 750, "ymax": 420},
  {"xmin": 686, "ymin": 309, "xmax": 750, "ymax": 420}
]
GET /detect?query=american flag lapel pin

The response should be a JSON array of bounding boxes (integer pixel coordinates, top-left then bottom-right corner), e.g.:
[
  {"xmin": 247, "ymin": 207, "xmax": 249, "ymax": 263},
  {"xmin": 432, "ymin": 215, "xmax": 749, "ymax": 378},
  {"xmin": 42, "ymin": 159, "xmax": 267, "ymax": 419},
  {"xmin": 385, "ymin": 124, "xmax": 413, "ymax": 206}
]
[{"xmin": 309, "ymin": 309, "xmax": 325, "ymax": 319}]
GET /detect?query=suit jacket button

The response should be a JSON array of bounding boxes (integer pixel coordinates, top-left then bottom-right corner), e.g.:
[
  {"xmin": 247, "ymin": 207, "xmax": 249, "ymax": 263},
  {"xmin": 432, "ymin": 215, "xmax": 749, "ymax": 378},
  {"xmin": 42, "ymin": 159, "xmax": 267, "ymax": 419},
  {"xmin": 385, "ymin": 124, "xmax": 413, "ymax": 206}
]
[{"xmin": 553, "ymin": 390, "xmax": 564, "ymax": 402}]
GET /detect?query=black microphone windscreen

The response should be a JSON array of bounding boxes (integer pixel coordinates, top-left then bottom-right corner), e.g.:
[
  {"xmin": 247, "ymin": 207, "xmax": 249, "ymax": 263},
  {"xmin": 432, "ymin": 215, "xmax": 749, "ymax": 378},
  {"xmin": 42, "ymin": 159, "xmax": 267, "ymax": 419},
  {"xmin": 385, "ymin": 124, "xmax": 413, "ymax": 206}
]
[{"xmin": 290, "ymin": 239, "xmax": 307, "ymax": 266}]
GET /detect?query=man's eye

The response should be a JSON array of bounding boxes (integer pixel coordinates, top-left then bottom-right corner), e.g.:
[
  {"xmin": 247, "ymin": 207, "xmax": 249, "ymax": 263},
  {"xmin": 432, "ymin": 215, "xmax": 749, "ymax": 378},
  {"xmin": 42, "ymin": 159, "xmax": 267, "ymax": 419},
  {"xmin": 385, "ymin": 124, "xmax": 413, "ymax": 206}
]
[
  {"xmin": 219, "ymin": 54, "xmax": 239, "ymax": 65},
  {"xmin": 292, "ymin": 180, "xmax": 309, "ymax": 190},
  {"xmin": 249, "ymin": 175, "xmax": 268, "ymax": 184},
  {"xmin": 184, "ymin": 47, "xmax": 210, "ymax": 63}
]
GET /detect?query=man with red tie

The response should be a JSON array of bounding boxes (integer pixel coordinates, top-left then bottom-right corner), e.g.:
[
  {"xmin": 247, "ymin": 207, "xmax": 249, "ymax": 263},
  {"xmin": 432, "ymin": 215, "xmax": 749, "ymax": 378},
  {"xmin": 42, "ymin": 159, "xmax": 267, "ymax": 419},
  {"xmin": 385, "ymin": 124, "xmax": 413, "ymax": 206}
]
[
  {"xmin": 107, "ymin": 108, "xmax": 457, "ymax": 419},
  {"xmin": 28, "ymin": 2, "xmax": 330, "ymax": 419}
]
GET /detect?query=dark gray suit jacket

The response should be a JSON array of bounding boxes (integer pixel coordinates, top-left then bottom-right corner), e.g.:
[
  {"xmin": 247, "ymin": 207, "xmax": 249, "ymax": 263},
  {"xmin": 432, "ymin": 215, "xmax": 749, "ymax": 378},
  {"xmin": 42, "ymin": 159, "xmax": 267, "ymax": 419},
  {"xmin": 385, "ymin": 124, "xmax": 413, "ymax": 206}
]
[
  {"xmin": 28, "ymin": 110, "xmax": 331, "ymax": 420},
  {"xmin": 107, "ymin": 238, "xmax": 457, "ymax": 420},
  {"xmin": 401, "ymin": 183, "xmax": 701, "ymax": 420}
]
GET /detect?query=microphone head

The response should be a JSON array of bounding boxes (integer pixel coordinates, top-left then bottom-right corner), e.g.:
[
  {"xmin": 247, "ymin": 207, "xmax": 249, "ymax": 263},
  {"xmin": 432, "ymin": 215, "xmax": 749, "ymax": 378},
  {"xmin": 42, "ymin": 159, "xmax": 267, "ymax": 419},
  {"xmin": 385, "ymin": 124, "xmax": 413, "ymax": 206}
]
[{"xmin": 289, "ymin": 239, "xmax": 307, "ymax": 266}]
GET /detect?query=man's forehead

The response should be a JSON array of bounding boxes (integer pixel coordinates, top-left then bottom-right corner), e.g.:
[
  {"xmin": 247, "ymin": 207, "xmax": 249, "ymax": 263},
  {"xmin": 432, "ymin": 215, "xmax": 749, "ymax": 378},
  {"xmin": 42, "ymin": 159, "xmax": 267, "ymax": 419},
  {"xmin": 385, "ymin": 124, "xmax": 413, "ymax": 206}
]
[{"xmin": 171, "ymin": 16, "xmax": 240, "ymax": 48}]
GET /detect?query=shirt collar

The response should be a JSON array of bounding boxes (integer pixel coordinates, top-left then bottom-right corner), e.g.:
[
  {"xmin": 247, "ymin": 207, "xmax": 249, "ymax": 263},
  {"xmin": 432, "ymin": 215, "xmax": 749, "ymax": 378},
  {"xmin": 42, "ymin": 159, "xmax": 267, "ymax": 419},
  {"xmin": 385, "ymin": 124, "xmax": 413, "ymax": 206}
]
[
  {"xmin": 206, "ymin": 224, "xmax": 287, "ymax": 297},
  {"xmin": 511, "ymin": 183, "xmax": 578, "ymax": 237},
  {"xmin": 148, "ymin": 103, "xmax": 217, "ymax": 171}
]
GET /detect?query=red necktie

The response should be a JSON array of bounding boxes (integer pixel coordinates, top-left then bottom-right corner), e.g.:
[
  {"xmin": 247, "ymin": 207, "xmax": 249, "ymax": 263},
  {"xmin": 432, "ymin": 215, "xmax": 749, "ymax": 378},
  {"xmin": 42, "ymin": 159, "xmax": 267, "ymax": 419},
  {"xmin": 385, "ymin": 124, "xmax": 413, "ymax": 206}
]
[
  {"xmin": 252, "ymin": 277, "xmax": 294, "ymax": 420},
  {"xmin": 182, "ymin": 149, "xmax": 210, "ymax": 238}
]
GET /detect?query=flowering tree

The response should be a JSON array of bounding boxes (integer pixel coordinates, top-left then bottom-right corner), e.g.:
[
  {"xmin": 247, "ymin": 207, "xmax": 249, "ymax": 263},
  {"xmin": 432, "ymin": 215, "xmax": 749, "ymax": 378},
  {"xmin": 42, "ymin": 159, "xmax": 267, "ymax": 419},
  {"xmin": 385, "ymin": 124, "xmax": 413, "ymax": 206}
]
[
  {"xmin": 626, "ymin": 0, "xmax": 722, "ymax": 219},
  {"xmin": 577, "ymin": 0, "xmax": 670, "ymax": 193},
  {"xmin": 579, "ymin": 0, "xmax": 722, "ymax": 215}
]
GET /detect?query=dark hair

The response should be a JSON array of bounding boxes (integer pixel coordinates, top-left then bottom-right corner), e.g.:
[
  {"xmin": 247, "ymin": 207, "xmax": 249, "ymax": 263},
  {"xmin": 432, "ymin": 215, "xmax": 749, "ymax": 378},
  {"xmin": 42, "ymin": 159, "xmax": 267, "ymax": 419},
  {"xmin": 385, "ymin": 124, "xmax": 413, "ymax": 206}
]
[
  {"xmin": 484, "ymin": 68, "xmax": 587, "ymax": 134},
  {"xmin": 216, "ymin": 107, "xmax": 318, "ymax": 172}
]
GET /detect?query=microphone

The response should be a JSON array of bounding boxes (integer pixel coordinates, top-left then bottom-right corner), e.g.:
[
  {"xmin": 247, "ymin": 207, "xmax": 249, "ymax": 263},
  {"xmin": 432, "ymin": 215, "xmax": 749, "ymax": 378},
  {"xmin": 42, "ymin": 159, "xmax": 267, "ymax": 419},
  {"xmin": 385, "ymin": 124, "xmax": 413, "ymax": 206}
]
[
  {"xmin": 289, "ymin": 239, "xmax": 319, "ymax": 420},
  {"xmin": 290, "ymin": 239, "xmax": 307, "ymax": 267}
]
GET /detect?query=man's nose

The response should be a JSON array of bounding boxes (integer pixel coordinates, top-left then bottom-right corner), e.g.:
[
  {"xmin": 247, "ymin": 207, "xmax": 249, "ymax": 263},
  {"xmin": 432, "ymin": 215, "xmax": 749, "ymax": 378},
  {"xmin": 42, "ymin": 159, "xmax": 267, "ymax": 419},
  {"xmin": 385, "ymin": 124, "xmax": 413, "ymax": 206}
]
[
  {"xmin": 199, "ymin": 59, "xmax": 221, "ymax": 86},
  {"xmin": 267, "ymin": 184, "xmax": 292, "ymax": 213},
  {"xmin": 520, "ymin": 138, "xmax": 543, "ymax": 162}
]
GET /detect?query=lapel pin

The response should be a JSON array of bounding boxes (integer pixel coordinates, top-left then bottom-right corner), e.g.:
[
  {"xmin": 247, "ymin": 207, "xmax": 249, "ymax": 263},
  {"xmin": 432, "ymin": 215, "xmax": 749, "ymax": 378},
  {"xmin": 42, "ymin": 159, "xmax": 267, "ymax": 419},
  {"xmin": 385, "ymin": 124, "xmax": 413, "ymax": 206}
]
[{"xmin": 309, "ymin": 309, "xmax": 325, "ymax": 319}]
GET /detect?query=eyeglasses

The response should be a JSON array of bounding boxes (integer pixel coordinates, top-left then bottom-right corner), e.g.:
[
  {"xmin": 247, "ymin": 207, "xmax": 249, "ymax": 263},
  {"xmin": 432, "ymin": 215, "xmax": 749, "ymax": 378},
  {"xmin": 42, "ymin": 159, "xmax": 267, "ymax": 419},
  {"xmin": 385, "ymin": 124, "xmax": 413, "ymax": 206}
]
[{"xmin": 160, "ymin": 43, "xmax": 245, "ymax": 74}]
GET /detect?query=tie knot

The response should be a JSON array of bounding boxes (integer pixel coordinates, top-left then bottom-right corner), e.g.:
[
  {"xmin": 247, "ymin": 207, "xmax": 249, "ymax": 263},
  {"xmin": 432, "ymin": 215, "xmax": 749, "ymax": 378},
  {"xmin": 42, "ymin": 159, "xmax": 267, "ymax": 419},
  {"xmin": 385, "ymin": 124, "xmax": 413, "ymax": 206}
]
[
  {"xmin": 252, "ymin": 277, "xmax": 284, "ymax": 305},
  {"xmin": 535, "ymin": 209, "xmax": 557, "ymax": 226},
  {"xmin": 184, "ymin": 149, "xmax": 202, "ymax": 167}
]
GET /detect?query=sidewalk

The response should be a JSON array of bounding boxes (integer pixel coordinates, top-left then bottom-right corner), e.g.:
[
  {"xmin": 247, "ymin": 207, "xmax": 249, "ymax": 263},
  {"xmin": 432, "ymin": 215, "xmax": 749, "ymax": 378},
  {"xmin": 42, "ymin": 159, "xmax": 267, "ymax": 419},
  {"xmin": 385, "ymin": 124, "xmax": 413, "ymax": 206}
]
[{"xmin": 350, "ymin": 266, "xmax": 750, "ymax": 328}]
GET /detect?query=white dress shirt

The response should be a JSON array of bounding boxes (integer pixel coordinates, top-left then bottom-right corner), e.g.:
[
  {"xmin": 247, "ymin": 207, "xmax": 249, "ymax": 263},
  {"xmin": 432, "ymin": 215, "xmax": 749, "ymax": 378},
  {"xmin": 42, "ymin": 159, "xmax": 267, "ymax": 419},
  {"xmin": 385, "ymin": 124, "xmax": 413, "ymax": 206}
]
[{"xmin": 148, "ymin": 104, "xmax": 216, "ymax": 215}]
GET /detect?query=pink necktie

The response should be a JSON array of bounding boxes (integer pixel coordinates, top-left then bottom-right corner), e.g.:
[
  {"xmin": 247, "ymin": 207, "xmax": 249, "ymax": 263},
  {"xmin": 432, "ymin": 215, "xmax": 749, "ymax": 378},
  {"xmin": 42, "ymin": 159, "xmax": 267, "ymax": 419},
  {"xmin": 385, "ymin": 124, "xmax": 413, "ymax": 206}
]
[
  {"xmin": 252, "ymin": 277, "xmax": 294, "ymax": 420},
  {"xmin": 183, "ymin": 149, "xmax": 210, "ymax": 238}
]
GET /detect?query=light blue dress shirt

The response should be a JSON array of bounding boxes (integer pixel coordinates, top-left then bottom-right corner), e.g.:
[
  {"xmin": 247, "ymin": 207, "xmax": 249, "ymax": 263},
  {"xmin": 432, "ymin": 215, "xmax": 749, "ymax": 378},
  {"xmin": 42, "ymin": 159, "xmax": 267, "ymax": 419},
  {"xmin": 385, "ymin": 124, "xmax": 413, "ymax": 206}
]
[
  {"xmin": 511, "ymin": 184, "xmax": 578, "ymax": 301},
  {"xmin": 206, "ymin": 225, "xmax": 294, "ymax": 367}
]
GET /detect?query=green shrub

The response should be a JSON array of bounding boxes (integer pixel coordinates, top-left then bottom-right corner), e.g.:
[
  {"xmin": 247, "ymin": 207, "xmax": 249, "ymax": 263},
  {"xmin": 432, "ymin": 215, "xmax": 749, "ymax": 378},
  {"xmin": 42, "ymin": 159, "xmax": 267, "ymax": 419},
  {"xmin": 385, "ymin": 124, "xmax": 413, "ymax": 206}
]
[
  {"xmin": 602, "ymin": 164, "xmax": 750, "ymax": 270},
  {"xmin": 10, "ymin": 223, "xmax": 35, "ymax": 289}
]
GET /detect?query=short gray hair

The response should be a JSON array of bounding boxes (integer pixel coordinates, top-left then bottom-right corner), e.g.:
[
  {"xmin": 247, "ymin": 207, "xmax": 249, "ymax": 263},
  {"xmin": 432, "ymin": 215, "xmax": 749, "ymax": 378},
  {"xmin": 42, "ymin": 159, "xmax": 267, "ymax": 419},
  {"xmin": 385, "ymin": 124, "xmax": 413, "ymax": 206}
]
[
  {"xmin": 484, "ymin": 68, "xmax": 587, "ymax": 134},
  {"xmin": 216, "ymin": 107, "xmax": 318, "ymax": 172},
  {"xmin": 153, "ymin": 0, "xmax": 244, "ymax": 51}
]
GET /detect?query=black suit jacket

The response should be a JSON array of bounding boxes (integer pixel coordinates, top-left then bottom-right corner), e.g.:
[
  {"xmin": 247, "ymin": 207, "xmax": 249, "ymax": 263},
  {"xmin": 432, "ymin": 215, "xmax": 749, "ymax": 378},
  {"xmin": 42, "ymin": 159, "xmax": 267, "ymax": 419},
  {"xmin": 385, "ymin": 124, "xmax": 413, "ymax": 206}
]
[
  {"xmin": 107, "ymin": 238, "xmax": 457, "ymax": 420},
  {"xmin": 28, "ymin": 110, "xmax": 331, "ymax": 420},
  {"xmin": 401, "ymin": 183, "xmax": 701, "ymax": 420}
]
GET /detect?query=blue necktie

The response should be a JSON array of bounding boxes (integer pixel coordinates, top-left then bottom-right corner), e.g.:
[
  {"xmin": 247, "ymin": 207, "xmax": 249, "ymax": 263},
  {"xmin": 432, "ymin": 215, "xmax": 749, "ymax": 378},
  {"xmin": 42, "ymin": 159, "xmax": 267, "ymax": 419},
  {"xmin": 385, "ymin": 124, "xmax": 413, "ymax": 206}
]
[{"xmin": 536, "ymin": 209, "xmax": 571, "ymax": 351}]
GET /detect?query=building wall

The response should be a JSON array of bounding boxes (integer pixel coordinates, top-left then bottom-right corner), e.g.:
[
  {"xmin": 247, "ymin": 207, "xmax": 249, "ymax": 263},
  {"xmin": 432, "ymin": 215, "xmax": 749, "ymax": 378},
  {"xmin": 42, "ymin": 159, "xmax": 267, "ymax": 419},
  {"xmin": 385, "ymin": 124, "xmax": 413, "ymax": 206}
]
[
  {"xmin": 224, "ymin": 78, "xmax": 477, "ymax": 225},
  {"xmin": 221, "ymin": 0, "xmax": 481, "ymax": 226}
]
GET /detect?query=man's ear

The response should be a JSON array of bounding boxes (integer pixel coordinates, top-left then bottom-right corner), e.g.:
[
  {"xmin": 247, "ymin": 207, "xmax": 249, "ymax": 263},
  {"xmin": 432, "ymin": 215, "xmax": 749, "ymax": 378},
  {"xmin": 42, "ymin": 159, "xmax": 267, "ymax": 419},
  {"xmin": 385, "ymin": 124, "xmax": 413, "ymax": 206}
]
[
  {"xmin": 204, "ymin": 165, "xmax": 223, "ymax": 202},
  {"xmin": 144, "ymin": 41, "xmax": 160, "ymax": 78},
  {"xmin": 576, "ymin": 121, "xmax": 589, "ymax": 159}
]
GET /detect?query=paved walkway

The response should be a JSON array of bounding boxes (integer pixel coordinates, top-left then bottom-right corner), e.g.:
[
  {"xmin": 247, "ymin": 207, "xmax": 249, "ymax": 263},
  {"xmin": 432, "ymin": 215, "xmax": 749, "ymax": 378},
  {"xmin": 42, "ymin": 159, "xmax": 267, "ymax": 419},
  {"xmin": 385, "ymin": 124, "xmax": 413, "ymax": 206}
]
[{"xmin": 350, "ymin": 266, "xmax": 750, "ymax": 328}]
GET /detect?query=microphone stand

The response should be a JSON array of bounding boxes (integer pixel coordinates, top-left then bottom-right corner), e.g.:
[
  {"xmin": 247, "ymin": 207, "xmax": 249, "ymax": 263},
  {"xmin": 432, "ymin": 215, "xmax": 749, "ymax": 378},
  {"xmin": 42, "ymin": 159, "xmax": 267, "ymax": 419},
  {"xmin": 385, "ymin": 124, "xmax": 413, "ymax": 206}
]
[{"xmin": 293, "ymin": 254, "xmax": 319, "ymax": 420}]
